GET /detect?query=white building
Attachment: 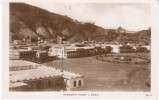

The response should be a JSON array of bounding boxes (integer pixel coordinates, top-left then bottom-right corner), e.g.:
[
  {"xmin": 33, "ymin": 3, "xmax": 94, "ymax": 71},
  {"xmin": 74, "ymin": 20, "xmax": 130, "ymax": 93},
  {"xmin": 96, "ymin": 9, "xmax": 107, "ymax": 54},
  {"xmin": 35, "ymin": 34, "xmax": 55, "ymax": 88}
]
[
  {"xmin": 104, "ymin": 44, "xmax": 121, "ymax": 53},
  {"xmin": 142, "ymin": 45, "xmax": 151, "ymax": 50},
  {"xmin": 48, "ymin": 46, "xmax": 67, "ymax": 59},
  {"xmin": 62, "ymin": 70, "xmax": 84, "ymax": 90},
  {"xmin": 48, "ymin": 45, "xmax": 95, "ymax": 59}
]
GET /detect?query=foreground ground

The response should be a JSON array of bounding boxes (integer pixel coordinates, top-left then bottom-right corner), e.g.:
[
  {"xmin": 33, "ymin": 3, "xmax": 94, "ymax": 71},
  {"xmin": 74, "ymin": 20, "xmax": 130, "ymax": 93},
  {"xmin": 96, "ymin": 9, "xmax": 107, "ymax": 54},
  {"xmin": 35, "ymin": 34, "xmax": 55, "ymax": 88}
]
[{"xmin": 44, "ymin": 53, "xmax": 150, "ymax": 91}]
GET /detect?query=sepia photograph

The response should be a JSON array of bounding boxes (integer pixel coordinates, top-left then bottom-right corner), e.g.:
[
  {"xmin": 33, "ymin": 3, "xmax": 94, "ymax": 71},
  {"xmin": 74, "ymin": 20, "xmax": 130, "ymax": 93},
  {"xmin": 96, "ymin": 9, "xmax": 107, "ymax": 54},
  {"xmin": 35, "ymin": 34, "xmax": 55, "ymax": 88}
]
[
  {"xmin": 9, "ymin": 2, "xmax": 151, "ymax": 92},
  {"xmin": 2, "ymin": 0, "xmax": 158, "ymax": 99}
]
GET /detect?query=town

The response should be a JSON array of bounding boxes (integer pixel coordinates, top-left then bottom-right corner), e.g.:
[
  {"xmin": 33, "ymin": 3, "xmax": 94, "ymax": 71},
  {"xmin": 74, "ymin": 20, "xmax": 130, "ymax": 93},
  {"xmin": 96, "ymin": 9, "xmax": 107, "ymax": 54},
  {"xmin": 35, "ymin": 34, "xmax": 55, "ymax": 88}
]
[{"xmin": 9, "ymin": 36, "xmax": 151, "ymax": 91}]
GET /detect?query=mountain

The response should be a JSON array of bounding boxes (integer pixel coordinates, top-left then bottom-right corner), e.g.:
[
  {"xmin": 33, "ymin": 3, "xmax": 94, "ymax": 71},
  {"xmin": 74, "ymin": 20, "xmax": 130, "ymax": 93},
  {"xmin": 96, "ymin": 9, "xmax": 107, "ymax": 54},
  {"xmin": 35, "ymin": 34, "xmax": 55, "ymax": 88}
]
[{"xmin": 10, "ymin": 3, "xmax": 151, "ymax": 43}]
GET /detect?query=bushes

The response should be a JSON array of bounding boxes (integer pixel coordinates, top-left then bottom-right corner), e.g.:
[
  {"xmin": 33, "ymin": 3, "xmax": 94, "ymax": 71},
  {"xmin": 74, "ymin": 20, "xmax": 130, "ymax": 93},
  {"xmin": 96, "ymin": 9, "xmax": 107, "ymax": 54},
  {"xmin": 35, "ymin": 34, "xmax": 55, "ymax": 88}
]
[
  {"xmin": 95, "ymin": 55, "xmax": 99, "ymax": 59},
  {"xmin": 101, "ymin": 59, "xmax": 105, "ymax": 62},
  {"xmin": 134, "ymin": 62, "xmax": 138, "ymax": 64}
]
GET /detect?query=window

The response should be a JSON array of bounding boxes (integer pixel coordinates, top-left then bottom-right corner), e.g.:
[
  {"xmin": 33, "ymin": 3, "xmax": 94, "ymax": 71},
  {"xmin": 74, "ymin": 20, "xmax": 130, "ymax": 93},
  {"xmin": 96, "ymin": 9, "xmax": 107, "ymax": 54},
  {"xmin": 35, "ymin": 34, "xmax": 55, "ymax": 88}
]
[
  {"xmin": 36, "ymin": 54, "xmax": 39, "ymax": 58},
  {"xmin": 74, "ymin": 81, "xmax": 76, "ymax": 87},
  {"xmin": 79, "ymin": 80, "xmax": 81, "ymax": 86}
]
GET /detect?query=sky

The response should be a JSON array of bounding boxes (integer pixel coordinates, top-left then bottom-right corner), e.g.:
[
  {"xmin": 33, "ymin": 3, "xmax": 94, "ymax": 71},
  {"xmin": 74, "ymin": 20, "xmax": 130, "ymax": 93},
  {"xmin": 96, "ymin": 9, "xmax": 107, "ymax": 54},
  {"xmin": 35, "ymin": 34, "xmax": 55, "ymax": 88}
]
[{"xmin": 23, "ymin": 2, "xmax": 150, "ymax": 31}]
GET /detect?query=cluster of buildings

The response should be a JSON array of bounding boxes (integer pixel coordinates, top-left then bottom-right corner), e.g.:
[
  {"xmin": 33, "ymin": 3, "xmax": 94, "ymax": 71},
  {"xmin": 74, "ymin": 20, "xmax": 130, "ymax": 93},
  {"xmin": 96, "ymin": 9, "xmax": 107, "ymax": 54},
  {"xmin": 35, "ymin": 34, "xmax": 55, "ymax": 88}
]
[
  {"xmin": 9, "ymin": 40, "xmax": 112, "ymax": 61},
  {"xmin": 10, "ymin": 39, "xmax": 150, "ymax": 61},
  {"xmin": 9, "ymin": 39, "xmax": 151, "ymax": 91},
  {"xmin": 48, "ymin": 44, "xmax": 112, "ymax": 59}
]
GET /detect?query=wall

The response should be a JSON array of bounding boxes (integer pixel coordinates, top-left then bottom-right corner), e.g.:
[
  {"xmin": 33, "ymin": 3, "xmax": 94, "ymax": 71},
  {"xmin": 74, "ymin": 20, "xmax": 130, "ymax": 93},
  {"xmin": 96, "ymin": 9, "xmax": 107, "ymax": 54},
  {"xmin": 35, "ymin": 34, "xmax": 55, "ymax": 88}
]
[
  {"xmin": 10, "ymin": 77, "xmax": 66, "ymax": 91},
  {"xmin": 69, "ymin": 77, "xmax": 84, "ymax": 90}
]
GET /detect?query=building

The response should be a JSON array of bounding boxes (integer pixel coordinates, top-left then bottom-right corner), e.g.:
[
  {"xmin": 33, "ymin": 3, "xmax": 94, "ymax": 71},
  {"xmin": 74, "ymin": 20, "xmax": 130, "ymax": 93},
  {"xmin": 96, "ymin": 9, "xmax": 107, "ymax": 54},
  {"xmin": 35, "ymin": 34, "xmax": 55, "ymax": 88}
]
[
  {"xmin": 135, "ymin": 46, "xmax": 148, "ymax": 52},
  {"xmin": 36, "ymin": 51, "xmax": 48, "ymax": 58},
  {"xmin": 62, "ymin": 70, "xmax": 84, "ymax": 91},
  {"xmin": 9, "ymin": 60, "xmax": 84, "ymax": 91},
  {"xmin": 48, "ymin": 46, "xmax": 67, "ymax": 59},
  {"xmin": 142, "ymin": 45, "xmax": 151, "ymax": 51},
  {"xmin": 48, "ymin": 45, "xmax": 96, "ymax": 59},
  {"xmin": 20, "ymin": 50, "xmax": 36, "ymax": 60},
  {"xmin": 14, "ymin": 40, "xmax": 23, "ymax": 44},
  {"xmin": 10, "ymin": 66, "xmax": 66, "ymax": 91},
  {"xmin": 105, "ymin": 44, "xmax": 120, "ymax": 53},
  {"xmin": 66, "ymin": 47, "xmax": 78, "ymax": 58},
  {"xmin": 119, "ymin": 45, "xmax": 135, "ymax": 53},
  {"xmin": 27, "ymin": 46, "xmax": 39, "ymax": 51},
  {"xmin": 104, "ymin": 46, "xmax": 112, "ymax": 53},
  {"xmin": 9, "ymin": 60, "xmax": 38, "ymax": 71},
  {"xmin": 20, "ymin": 50, "xmax": 55, "ymax": 63},
  {"xmin": 48, "ymin": 44, "xmax": 113, "ymax": 59},
  {"xmin": 9, "ymin": 50, "xmax": 21, "ymax": 60}
]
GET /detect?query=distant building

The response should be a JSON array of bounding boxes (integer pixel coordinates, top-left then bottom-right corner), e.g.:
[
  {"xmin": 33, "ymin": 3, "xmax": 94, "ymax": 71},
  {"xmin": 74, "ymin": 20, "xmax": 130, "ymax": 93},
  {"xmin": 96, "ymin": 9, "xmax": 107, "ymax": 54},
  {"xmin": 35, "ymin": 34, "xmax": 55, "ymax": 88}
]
[
  {"xmin": 104, "ymin": 46, "xmax": 112, "ymax": 53},
  {"xmin": 20, "ymin": 50, "xmax": 55, "ymax": 64},
  {"xmin": 14, "ymin": 40, "xmax": 23, "ymax": 44},
  {"xmin": 9, "ymin": 60, "xmax": 38, "ymax": 71},
  {"xmin": 135, "ymin": 46, "xmax": 148, "ymax": 52},
  {"xmin": 127, "ymin": 41, "xmax": 136, "ymax": 46},
  {"xmin": 95, "ymin": 46, "xmax": 105, "ymax": 54},
  {"xmin": 57, "ymin": 36, "xmax": 63, "ymax": 44},
  {"xmin": 107, "ymin": 45, "xmax": 120, "ymax": 53},
  {"xmin": 9, "ymin": 50, "xmax": 21, "ymax": 60},
  {"xmin": 48, "ymin": 45, "xmax": 96, "ymax": 59},
  {"xmin": 48, "ymin": 46, "xmax": 67, "ymax": 59},
  {"xmin": 116, "ymin": 27, "xmax": 127, "ymax": 34},
  {"xmin": 142, "ymin": 45, "xmax": 151, "ymax": 51},
  {"xmin": 119, "ymin": 45, "xmax": 135, "ymax": 53},
  {"xmin": 22, "ymin": 36, "xmax": 32, "ymax": 42},
  {"xmin": 36, "ymin": 51, "xmax": 48, "ymax": 58},
  {"xmin": 27, "ymin": 46, "xmax": 39, "ymax": 51}
]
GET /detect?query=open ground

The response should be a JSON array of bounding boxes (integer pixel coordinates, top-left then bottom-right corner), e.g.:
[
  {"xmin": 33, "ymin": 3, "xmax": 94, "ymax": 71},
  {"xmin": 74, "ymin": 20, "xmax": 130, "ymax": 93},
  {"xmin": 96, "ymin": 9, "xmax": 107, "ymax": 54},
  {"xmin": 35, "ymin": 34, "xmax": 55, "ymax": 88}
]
[{"xmin": 44, "ymin": 53, "xmax": 150, "ymax": 91}]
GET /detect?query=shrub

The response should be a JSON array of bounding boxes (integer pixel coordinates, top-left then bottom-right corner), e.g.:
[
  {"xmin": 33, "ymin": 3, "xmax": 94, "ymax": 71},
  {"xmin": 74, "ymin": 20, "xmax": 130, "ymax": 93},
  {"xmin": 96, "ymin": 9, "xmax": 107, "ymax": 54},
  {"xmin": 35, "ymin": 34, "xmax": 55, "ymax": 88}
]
[
  {"xmin": 101, "ymin": 59, "xmax": 105, "ymax": 62},
  {"xmin": 95, "ymin": 56, "xmax": 99, "ymax": 59},
  {"xmin": 134, "ymin": 62, "xmax": 138, "ymax": 64}
]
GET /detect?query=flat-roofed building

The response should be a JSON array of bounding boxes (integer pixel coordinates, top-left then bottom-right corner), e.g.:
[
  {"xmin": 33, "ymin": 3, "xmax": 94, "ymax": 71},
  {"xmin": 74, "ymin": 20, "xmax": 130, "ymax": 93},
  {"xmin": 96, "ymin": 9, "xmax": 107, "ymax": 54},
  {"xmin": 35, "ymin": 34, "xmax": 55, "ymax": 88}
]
[
  {"xmin": 142, "ymin": 45, "xmax": 151, "ymax": 50},
  {"xmin": 135, "ymin": 46, "xmax": 148, "ymax": 52},
  {"xmin": 62, "ymin": 70, "xmax": 84, "ymax": 91},
  {"xmin": 48, "ymin": 45, "xmax": 96, "ymax": 59},
  {"xmin": 119, "ymin": 45, "xmax": 135, "ymax": 53},
  {"xmin": 105, "ymin": 44, "xmax": 121, "ymax": 53},
  {"xmin": 48, "ymin": 46, "xmax": 67, "ymax": 59},
  {"xmin": 9, "ymin": 63, "xmax": 84, "ymax": 91},
  {"xmin": 14, "ymin": 40, "xmax": 22, "ymax": 44},
  {"xmin": 9, "ymin": 60, "xmax": 38, "ymax": 71},
  {"xmin": 36, "ymin": 51, "xmax": 48, "ymax": 58},
  {"xmin": 10, "ymin": 66, "xmax": 66, "ymax": 91},
  {"xmin": 9, "ymin": 50, "xmax": 21, "ymax": 60}
]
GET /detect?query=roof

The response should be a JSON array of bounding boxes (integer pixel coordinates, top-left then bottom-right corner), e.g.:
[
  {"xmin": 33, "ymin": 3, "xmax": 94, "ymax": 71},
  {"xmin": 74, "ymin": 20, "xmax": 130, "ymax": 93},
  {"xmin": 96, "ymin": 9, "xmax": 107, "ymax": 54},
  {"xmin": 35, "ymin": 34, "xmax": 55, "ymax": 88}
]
[
  {"xmin": 36, "ymin": 51, "xmax": 47, "ymax": 53},
  {"xmin": 10, "ymin": 66, "xmax": 63, "ymax": 82},
  {"xmin": 62, "ymin": 70, "xmax": 82, "ymax": 79},
  {"xmin": 9, "ymin": 60, "xmax": 38, "ymax": 67},
  {"xmin": 10, "ymin": 65, "xmax": 83, "ymax": 82},
  {"xmin": 10, "ymin": 82, "xmax": 28, "ymax": 88}
]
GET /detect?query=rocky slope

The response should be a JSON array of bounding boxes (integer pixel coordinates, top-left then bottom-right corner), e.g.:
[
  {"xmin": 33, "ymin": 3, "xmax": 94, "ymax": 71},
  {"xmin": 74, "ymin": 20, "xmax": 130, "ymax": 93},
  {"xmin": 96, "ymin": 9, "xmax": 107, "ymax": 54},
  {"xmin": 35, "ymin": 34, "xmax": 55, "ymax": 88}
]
[{"xmin": 10, "ymin": 3, "xmax": 151, "ymax": 43}]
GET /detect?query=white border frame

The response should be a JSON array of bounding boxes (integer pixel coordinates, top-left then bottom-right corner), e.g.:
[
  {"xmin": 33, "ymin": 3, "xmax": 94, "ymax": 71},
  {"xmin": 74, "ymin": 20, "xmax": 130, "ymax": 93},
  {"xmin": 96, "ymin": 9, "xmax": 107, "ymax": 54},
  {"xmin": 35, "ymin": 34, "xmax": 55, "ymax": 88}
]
[{"xmin": 2, "ymin": 0, "xmax": 158, "ymax": 99}]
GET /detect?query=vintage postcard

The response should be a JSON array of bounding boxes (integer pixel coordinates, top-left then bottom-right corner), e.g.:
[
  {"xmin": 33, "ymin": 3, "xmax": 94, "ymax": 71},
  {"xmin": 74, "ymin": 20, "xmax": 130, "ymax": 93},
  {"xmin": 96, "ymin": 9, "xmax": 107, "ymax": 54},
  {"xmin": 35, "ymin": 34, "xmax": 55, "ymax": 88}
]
[{"xmin": 2, "ymin": 0, "xmax": 158, "ymax": 99}]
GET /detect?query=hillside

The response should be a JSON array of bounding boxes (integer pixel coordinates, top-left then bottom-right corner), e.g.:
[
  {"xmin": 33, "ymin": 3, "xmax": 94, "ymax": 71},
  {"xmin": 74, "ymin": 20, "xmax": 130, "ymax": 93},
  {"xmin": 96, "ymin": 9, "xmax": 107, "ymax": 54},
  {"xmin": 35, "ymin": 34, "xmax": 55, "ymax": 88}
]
[{"xmin": 10, "ymin": 3, "xmax": 151, "ymax": 43}]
